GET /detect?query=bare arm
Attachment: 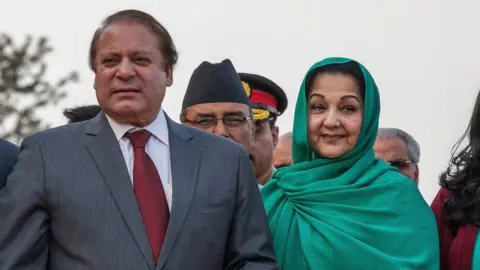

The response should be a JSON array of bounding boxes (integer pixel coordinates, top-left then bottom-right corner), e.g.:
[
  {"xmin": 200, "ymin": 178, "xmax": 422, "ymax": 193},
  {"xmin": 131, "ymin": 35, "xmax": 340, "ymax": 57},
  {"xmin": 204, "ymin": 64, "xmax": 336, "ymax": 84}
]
[{"xmin": 0, "ymin": 136, "xmax": 49, "ymax": 269}]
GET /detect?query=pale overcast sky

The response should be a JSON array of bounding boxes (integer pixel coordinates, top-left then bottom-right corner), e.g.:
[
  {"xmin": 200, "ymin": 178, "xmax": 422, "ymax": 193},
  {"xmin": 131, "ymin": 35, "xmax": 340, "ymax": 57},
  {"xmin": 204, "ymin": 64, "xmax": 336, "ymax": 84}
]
[{"xmin": 1, "ymin": 0, "xmax": 479, "ymax": 203}]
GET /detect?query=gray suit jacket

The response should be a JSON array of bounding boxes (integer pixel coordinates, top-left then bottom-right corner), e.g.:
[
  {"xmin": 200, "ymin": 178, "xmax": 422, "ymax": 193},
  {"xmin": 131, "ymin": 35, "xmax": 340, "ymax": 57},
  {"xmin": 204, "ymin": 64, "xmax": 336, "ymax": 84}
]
[
  {"xmin": 0, "ymin": 138, "xmax": 18, "ymax": 189},
  {"xmin": 0, "ymin": 112, "xmax": 277, "ymax": 270}
]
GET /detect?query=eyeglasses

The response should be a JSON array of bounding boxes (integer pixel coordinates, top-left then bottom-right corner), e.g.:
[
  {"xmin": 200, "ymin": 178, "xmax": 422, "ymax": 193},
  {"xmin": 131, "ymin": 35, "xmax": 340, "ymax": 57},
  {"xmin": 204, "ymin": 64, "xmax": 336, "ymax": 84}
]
[
  {"xmin": 386, "ymin": 159, "xmax": 412, "ymax": 169},
  {"xmin": 183, "ymin": 115, "xmax": 251, "ymax": 129}
]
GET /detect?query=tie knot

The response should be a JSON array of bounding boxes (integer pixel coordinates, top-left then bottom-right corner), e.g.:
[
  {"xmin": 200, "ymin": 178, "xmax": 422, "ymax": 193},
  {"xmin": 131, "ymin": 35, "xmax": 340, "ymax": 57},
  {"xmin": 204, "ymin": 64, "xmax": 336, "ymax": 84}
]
[{"xmin": 127, "ymin": 130, "xmax": 152, "ymax": 149}]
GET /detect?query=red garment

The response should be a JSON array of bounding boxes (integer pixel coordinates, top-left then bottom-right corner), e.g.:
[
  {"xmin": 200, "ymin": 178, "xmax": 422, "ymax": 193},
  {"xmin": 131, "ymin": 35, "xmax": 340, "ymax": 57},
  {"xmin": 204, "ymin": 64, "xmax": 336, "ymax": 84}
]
[
  {"xmin": 431, "ymin": 188, "xmax": 478, "ymax": 270},
  {"xmin": 128, "ymin": 130, "xmax": 169, "ymax": 263}
]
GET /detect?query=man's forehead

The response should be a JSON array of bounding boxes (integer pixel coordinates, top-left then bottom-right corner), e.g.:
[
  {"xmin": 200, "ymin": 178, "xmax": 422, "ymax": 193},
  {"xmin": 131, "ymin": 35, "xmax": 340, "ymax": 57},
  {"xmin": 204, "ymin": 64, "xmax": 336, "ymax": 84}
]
[
  {"xmin": 187, "ymin": 102, "xmax": 250, "ymax": 116},
  {"xmin": 98, "ymin": 49, "xmax": 157, "ymax": 57},
  {"xmin": 97, "ymin": 23, "xmax": 160, "ymax": 51},
  {"xmin": 374, "ymin": 137, "xmax": 408, "ymax": 157}
]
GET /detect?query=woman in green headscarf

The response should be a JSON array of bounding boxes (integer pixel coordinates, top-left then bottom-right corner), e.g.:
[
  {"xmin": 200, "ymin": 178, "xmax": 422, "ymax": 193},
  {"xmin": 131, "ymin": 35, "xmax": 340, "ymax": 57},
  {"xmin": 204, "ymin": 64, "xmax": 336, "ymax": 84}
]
[{"xmin": 261, "ymin": 57, "xmax": 439, "ymax": 269}]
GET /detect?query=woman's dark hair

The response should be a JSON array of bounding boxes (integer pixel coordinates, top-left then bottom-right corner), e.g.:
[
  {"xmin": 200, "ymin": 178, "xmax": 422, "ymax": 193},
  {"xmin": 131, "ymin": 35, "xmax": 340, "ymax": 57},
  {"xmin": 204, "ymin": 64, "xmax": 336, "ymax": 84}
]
[
  {"xmin": 305, "ymin": 61, "xmax": 366, "ymax": 99},
  {"xmin": 440, "ymin": 89, "xmax": 480, "ymax": 234}
]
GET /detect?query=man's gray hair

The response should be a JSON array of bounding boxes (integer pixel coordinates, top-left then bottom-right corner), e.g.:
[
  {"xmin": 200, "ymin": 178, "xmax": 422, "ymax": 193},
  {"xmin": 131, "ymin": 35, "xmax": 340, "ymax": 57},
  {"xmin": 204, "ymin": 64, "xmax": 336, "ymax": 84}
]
[{"xmin": 377, "ymin": 128, "xmax": 420, "ymax": 165}]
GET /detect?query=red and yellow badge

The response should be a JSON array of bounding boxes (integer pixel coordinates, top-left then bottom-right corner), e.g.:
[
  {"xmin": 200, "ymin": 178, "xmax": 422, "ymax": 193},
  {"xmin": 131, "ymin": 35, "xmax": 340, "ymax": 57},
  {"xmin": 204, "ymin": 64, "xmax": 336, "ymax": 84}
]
[{"xmin": 242, "ymin": 81, "xmax": 271, "ymax": 121}]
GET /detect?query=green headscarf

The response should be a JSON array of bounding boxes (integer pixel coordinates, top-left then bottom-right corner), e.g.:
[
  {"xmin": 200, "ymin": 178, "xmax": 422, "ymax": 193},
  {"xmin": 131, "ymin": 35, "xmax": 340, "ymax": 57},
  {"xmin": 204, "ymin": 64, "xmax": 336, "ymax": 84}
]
[{"xmin": 261, "ymin": 57, "xmax": 439, "ymax": 269}]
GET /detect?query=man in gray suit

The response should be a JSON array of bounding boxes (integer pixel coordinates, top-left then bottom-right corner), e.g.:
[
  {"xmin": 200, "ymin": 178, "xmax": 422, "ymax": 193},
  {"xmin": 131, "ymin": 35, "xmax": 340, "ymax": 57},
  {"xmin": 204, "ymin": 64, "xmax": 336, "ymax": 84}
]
[
  {"xmin": 0, "ymin": 9, "xmax": 276, "ymax": 270},
  {"xmin": 0, "ymin": 138, "xmax": 18, "ymax": 189}
]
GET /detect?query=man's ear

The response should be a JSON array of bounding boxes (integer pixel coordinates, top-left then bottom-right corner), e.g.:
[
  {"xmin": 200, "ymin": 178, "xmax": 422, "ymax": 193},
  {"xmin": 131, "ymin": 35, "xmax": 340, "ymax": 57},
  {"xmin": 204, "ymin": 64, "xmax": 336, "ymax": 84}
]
[
  {"xmin": 414, "ymin": 165, "xmax": 420, "ymax": 184},
  {"xmin": 272, "ymin": 126, "xmax": 279, "ymax": 149},
  {"xmin": 165, "ymin": 66, "xmax": 173, "ymax": 87},
  {"xmin": 250, "ymin": 121, "xmax": 256, "ymax": 142}
]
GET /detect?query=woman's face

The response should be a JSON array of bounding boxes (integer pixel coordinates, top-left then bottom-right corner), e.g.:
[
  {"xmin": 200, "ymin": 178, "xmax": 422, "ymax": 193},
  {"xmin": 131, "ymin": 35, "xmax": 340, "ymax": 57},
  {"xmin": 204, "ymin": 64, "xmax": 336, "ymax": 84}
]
[{"xmin": 308, "ymin": 73, "xmax": 364, "ymax": 159}]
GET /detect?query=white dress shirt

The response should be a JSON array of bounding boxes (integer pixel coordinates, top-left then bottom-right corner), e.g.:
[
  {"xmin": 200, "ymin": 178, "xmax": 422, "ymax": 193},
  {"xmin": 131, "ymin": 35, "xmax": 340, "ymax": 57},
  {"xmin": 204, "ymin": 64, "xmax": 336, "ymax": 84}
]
[{"xmin": 106, "ymin": 109, "xmax": 173, "ymax": 211}]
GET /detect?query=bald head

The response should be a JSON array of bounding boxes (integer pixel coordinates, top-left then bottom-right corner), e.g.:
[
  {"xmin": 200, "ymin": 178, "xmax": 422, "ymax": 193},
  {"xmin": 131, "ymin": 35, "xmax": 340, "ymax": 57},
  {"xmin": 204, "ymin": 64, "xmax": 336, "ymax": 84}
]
[{"xmin": 273, "ymin": 132, "xmax": 293, "ymax": 168}]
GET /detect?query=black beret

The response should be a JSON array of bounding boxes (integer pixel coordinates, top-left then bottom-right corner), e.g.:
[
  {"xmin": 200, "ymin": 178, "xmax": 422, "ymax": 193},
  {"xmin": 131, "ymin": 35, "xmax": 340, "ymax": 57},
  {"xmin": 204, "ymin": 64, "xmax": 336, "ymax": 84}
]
[{"xmin": 182, "ymin": 59, "xmax": 249, "ymax": 110}]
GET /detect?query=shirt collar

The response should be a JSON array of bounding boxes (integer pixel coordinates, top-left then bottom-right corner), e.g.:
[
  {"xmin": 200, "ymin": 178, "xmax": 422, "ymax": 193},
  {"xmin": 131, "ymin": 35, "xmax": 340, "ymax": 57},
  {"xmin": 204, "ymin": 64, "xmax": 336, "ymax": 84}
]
[{"xmin": 105, "ymin": 108, "xmax": 169, "ymax": 146}]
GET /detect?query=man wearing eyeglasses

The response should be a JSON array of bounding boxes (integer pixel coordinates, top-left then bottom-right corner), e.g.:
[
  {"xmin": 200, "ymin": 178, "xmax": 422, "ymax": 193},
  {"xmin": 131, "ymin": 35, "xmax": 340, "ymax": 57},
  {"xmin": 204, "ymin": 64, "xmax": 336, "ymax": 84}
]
[
  {"xmin": 180, "ymin": 59, "xmax": 255, "ymax": 161},
  {"xmin": 374, "ymin": 128, "xmax": 420, "ymax": 184},
  {"xmin": 239, "ymin": 73, "xmax": 288, "ymax": 187}
]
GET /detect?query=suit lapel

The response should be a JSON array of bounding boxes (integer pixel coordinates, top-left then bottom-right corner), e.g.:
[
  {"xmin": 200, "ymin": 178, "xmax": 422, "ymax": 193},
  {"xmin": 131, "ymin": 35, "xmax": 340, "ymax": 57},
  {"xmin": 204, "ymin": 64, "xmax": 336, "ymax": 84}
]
[
  {"xmin": 84, "ymin": 112, "xmax": 155, "ymax": 269},
  {"xmin": 157, "ymin": 116, "xmax": 201, "ymax": 270}
]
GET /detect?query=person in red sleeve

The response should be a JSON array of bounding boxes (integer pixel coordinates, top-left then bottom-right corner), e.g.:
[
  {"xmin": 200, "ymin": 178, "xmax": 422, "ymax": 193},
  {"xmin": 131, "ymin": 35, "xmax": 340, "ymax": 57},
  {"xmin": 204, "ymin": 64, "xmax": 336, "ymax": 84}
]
[{"xmin": 431, "ymin": 89, "xmax": 480, "ymax": 270}]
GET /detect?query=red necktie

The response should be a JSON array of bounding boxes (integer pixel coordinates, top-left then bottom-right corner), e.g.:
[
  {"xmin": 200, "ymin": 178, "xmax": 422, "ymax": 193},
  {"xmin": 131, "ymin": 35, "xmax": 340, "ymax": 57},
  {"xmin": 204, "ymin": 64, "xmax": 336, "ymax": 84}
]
[{"xmin": 127, "ymin": 130, "xmax": 169, "ymax": 264}]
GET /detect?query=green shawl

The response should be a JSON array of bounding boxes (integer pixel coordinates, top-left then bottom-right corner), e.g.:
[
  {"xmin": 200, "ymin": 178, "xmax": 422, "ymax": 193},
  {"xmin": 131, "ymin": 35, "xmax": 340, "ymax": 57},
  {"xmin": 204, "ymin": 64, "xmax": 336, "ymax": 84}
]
[{"xmin": 261, "ymin": 57, "xmax": 439, "ymax": 269}]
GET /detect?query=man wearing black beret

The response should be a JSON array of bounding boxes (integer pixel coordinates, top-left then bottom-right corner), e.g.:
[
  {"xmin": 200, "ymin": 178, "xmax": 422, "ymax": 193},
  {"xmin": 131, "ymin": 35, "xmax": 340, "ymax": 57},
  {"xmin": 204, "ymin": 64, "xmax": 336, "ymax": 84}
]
[{"xmin": 181, "ymin": 59, "xmax": 256, "ymax": 161}]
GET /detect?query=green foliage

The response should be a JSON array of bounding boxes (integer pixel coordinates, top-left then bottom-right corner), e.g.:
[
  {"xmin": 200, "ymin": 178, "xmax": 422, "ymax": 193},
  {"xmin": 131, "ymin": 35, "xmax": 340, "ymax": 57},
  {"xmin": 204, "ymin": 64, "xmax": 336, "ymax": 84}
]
[{"xmin": 0, "ymin": 34, "xmax": 79, "ymax": 144}]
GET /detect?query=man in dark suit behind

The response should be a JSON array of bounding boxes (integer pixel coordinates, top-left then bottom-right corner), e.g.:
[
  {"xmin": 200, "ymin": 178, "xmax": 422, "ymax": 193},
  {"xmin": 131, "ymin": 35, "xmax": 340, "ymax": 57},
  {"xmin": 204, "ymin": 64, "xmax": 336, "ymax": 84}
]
[
  {"xmin": 63, "ymin": 105, "xmax": 101, "ymax": 123},
  {"xmin": 0, "ymin": 9, "xmax": 276, "ymax": 270},
  {"xmin": 0, "ymin": 138, "xmax": 18, "ymax": 189}
]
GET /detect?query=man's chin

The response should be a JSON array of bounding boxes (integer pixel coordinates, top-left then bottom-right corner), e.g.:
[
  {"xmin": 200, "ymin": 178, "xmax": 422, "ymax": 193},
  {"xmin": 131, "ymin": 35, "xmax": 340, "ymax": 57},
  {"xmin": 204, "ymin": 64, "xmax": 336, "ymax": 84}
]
[
  {"xmin": 112, "ymin": 100, "xmax": 143, "ymax": 112},
  {"xmin": 108, "ymin": 108, "xmax": 140, "ymax": 120},
  {"xmin": 105, "ymin": 104, "xmax": 158, "ymax": 126}
]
